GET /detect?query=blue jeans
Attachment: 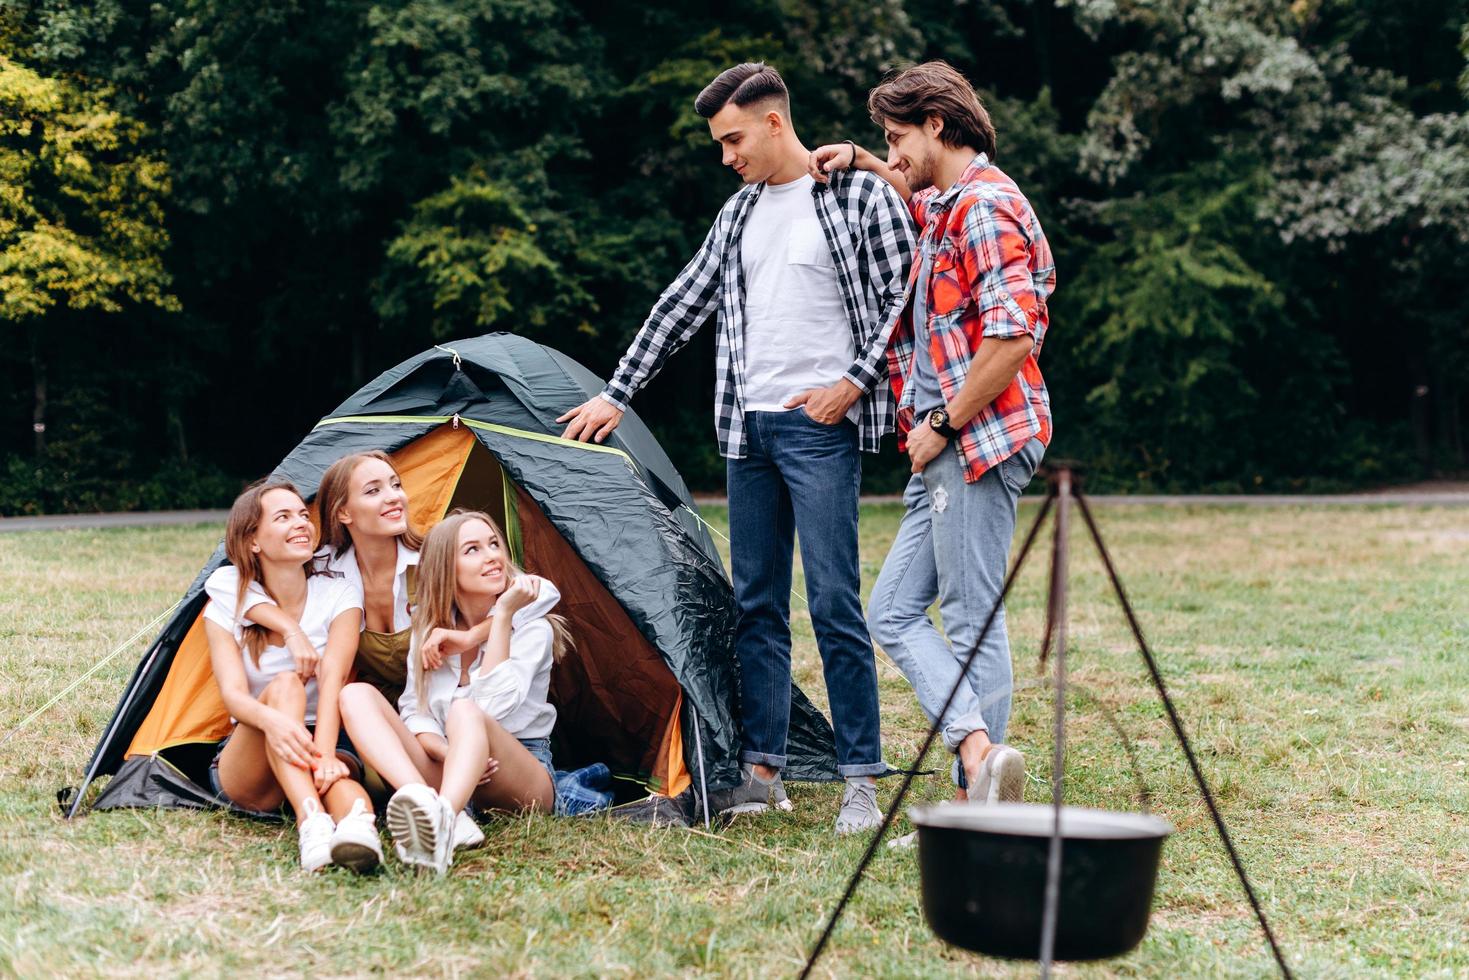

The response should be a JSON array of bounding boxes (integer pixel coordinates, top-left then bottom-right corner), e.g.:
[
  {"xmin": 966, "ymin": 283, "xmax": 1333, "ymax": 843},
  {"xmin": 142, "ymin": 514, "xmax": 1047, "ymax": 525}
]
[
  {"xmin": 727, "ymin": 409, "xmax": 884, "ymax": 779},
  {"xmin": 867, "ymin": 438, "xmax": 1045, "ymax": 779}
]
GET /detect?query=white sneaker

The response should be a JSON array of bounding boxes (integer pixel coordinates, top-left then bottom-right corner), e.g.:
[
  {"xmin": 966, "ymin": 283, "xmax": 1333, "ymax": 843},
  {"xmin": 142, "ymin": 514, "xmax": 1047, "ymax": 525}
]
[
  {"xmin": 386, "ymin": 783, "xmax": 454, "ymax": 875},
  {"xmin": 453, "ymin": 808, "xmax": 485, "ymax": 851},
  {"xmin": 297, "ymin": 801, "xmax": 335, "ymax": 873},
  {"xmin": 329, "ymin": 798, "xmax": 383, "ymax": 873},
  {"xmin": 975, "ymin": 745, "xmax": 1026, "ymax": 804}
]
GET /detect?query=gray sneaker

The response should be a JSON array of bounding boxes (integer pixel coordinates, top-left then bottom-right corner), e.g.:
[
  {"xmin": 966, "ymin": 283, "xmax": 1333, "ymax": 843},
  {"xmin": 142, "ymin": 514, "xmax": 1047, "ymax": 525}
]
[
  {"xmin": 703, "ymin": 765, "xmax": 786, "ymax": 820},
  {"xmin": 834, "ymin": 778, "xmax": 881, "ymax": 835}
]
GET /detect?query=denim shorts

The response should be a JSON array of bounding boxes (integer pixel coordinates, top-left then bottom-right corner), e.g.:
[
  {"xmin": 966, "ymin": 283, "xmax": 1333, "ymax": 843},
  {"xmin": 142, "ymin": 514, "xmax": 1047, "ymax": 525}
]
[
  {"xmin": 208, "ymin": 725, "xmax": 361, "ymax": 816},
  {"xmin": 518, "ymin": 736, "xmax": 555, "ymax": 784}
]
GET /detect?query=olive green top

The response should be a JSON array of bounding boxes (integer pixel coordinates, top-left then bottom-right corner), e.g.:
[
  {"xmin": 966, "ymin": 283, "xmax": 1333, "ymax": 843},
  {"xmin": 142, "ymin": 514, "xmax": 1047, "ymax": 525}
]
[{"xmin": 353, "ymin": 565, "xmax": 416, "ymax": 706}]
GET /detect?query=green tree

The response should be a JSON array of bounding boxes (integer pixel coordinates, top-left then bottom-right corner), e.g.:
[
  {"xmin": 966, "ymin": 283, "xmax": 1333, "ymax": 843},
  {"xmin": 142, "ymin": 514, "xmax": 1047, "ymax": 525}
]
[{"xmin": 0, "ymin": 44, "xmax": 176, "ymax": 455}]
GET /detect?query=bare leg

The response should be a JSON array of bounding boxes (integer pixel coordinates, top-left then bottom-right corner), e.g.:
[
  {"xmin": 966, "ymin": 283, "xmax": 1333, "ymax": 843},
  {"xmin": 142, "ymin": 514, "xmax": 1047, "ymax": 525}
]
[
  {"xmin": 254, "ymin": 673, "xmax": 335, "ymax": 823},
  {"xmin": 214, "ymin": 721, "xmax": 286, "ymax": 813},
  {"xmin": 956, "ymin": 731, "xmax": 995, "ymax": 802},
  {"xmin": 438, "ymin": 698, "xmax": 491, "ymax": 812},
  {"xmin": 339, "ymin": 682, "xmax": 442, "ymax": 790},
  {"xmin": 468, "ymin": 712, "xmax": 554, "ymax": 814}
]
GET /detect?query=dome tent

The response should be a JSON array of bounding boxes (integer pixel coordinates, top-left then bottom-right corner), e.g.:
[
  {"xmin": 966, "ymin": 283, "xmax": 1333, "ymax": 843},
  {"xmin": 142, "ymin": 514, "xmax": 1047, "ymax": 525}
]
[{"xmin": 69, "ymin": 334, "xmax": 839, "ymax": 820}]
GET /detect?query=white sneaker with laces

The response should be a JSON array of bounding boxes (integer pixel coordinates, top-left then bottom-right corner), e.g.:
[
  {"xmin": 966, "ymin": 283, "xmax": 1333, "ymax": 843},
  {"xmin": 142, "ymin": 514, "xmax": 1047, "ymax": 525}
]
[
  {"xmin": 297, "ymin": 801, "xmax": 336, "ymax": 873},
  {"xmin": 329, "ymin": 798, "xmax": 383, "ymax": 873},
  {"xmin": 386, "ymin": 783, "xmax": 454, "ymax": 875},
  {"xmin": 453, "ymin": 808, "xmax": 485, "ymax": 851}
]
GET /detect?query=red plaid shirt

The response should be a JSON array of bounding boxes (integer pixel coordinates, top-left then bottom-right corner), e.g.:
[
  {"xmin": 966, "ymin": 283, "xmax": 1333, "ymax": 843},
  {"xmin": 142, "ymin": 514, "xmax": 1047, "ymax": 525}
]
[{"xmin": 888, "ymin": 153, "xmax": 1054, "ymax": 483}]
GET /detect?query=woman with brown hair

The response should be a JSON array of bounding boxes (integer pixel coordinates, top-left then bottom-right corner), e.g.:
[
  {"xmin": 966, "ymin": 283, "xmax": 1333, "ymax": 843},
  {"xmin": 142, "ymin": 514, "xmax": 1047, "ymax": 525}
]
[
  {"xmin": 206, "ymin": 451, "xmax": 500, "ymax": 853},
  {"xmin": 201, "ymin": 479, "xmax": 381, "ymax": 873},
  {"xmin": 371, "ymin": 510, "xmax": 571, "ymax": 876}
]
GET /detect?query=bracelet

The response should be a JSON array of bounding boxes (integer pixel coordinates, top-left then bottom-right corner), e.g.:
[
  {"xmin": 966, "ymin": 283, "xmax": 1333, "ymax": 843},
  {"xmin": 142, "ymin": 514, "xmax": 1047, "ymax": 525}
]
[
  {"xmin": 843, "ymin": 139, "xmax": 857, "ymax": 168},
  {"xmin": 284, "ymin": 630, "xmax": 304, "ymax": 641}
]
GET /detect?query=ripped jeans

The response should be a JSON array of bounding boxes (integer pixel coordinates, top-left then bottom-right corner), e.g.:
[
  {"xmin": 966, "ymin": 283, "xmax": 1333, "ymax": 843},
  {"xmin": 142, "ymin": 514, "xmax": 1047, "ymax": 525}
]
[{"xmin": 867, "ymin": 438, "xmax": 1044, "ymax": 769}]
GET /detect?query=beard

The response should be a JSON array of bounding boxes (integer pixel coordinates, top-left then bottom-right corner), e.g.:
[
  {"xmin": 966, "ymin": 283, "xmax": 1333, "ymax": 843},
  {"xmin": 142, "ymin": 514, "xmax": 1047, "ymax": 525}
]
[{"xmin": 905, "ymin": 150, "xmax": 937, "ymax": 193}]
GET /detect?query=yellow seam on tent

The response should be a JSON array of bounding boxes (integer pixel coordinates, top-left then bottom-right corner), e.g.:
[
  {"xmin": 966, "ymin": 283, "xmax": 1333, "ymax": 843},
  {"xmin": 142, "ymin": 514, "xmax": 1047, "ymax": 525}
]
[{"xmin": 314, "ymin": 414, "xmax": 633, "ymax": 461}]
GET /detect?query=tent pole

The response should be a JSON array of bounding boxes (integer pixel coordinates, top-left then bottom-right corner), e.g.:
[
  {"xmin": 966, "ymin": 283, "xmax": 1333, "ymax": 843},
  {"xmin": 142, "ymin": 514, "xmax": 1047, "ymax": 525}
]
[
  {"xmin": 66, "ymin": 639, "xmax": 161, "ymax": 819},
  {"xmin": 690, "ymin": 704, "xmax": 711, "ymax": 831}
]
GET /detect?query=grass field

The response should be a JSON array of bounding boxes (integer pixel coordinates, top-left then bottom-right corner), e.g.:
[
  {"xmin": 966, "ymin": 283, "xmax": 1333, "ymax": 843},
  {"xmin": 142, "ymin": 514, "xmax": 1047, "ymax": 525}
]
[{"xmin": 2, "ymin": 502, "xmax": 1467, "ymax": 977}]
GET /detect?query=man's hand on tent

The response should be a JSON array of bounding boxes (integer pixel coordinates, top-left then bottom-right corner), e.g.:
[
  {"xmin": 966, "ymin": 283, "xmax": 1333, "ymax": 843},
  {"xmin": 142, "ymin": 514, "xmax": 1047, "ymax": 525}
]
[
  {"xmin": 285, "ymin": 630, "xmax": 320, "ymax": 681},
  {"xmin": 557, "ymin": 396, "xmax": 624, "ymax": 444}
]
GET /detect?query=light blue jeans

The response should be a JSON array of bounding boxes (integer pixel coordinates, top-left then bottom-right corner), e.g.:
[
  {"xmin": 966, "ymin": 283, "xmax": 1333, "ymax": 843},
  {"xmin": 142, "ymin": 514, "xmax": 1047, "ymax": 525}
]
[{"xmin": 867, "ymin": 438, "xmax": 1045, "ymax": 778}]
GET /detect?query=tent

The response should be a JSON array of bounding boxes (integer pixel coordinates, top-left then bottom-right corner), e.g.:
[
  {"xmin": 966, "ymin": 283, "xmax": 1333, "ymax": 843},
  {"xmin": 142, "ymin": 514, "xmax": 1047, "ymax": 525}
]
[{"xmin": 70, "ymin": 334, "xmax": 839, "ymax": 820}]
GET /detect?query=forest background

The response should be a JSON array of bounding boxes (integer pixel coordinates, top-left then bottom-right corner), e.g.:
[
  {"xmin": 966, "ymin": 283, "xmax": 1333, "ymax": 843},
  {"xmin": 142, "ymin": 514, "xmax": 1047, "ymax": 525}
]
[{"xmin": 2, "ymin": 0, "xmax": 1466, "ymax": 514}]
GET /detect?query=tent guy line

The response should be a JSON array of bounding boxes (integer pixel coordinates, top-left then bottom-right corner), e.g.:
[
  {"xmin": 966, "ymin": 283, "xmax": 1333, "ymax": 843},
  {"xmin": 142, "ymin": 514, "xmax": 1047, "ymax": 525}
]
[{"xmin": 0, "ymin": 599, "xmax": 182, "ymax": 749}]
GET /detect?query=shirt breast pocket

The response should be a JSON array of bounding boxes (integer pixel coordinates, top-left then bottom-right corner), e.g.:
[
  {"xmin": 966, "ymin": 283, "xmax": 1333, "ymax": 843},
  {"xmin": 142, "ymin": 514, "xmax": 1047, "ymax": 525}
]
[
  {"xmin": 787, "ymin": 218, "xmax": 833, "ymax": 268},
  {"xmin": 928, "ymin": 244, "xmax": 969, "ymax": 316}
]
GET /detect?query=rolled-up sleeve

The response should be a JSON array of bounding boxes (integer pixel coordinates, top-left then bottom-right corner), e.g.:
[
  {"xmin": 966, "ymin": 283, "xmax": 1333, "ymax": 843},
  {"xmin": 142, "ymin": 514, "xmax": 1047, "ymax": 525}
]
[
  {"xmin": 962, "ymin": 199, "xmax": 1040, "ymax": 342},
  {"xmin": 470, "ymin": 621, "xmax": 552, "ymax": 724}
]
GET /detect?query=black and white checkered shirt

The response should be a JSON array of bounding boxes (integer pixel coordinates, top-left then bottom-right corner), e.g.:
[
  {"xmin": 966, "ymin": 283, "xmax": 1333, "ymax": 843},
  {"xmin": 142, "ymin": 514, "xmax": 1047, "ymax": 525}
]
[{"xmin": 601, "ymin": 170, "xmax": 916, "ymax": 457}]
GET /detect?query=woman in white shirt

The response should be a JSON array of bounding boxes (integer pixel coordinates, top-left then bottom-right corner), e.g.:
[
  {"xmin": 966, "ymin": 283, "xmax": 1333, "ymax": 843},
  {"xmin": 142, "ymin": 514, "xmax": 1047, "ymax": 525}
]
[
  {"xmin": 362, "ymin": 510, "xmax": 571, "ymax": 875},
  {"xmin": 209, "ymin": 451, "xmax": 501, "ymax": 856},
  {"xmin": 201, "ymin": 479, "xmax": 381, "ymax": 873}
]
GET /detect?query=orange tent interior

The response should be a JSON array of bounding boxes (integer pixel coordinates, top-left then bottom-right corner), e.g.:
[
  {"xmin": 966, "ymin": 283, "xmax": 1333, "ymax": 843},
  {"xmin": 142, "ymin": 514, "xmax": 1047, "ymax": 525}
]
[{"xmin": 124, "ymin": 424, "xmax": 691, "ymax": 798}]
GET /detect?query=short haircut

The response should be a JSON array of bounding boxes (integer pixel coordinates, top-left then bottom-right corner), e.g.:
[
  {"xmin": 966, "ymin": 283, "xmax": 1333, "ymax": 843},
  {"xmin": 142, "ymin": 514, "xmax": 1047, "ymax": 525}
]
[
  {"xmin": 694, "ymin": 62, "xmax": 790, "ymax": 120},
  {"xmin": 867, "ymin": 61, "xmax": 997, "ymax": 161}
]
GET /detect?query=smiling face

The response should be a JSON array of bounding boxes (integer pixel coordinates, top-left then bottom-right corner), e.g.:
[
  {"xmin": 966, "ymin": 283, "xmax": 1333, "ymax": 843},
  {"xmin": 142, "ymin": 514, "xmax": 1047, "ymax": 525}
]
[
  {"xmin": 709, "ymin": 100, "xmax": 785, "ymax": 184},
  {"xmin": 252, "ymin": 487, "xmax": 317, "ymax": 563},
  {"xmin": 453, "ymin": 517, "xmax": 508, "ymax": 601},
  {"xmin": 337, "ymin": 456, "xmax": 408, "ymax": 540},
  {"xmin": 881, "ymin": 116, "xmax": 943, "ymax": 193}
]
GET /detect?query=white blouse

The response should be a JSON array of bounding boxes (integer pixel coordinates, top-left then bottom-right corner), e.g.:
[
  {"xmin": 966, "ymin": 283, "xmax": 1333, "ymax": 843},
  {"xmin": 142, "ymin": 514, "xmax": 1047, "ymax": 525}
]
[
  {"xmin": 318, "ymin": 540, "xmax": 418, "ymax": 633},
  {"xmin": 398, "ymin": 578, "xmax": 561, "ymax": 741}
]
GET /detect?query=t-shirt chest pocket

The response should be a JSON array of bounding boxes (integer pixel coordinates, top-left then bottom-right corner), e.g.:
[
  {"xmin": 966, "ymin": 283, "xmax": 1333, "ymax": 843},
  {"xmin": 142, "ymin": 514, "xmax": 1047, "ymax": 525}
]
[{"xmin": 786, "ymin": 218, "xmax": 833, "ymax": 268}]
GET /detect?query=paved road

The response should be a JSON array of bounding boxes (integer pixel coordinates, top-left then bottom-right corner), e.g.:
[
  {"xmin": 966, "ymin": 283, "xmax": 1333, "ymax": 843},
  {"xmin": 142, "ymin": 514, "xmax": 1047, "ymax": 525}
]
[{"xmin": 2, "ymin": 489, "xmax": 1465, "ymax": 534}]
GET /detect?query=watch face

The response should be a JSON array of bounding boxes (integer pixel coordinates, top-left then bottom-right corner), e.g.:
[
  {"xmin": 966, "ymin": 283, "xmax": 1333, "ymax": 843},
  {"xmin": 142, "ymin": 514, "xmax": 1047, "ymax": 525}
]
[{"xmin": 929, "ymin": 410, "xmax": 947, "ymax": 430}]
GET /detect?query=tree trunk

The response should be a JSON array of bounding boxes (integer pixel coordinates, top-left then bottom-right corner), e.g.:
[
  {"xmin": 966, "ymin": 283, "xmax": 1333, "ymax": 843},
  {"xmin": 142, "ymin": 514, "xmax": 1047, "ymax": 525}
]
[
  {"xmin": 1408, "ymin": 350, "xmax": 1432, "ymax": 470},
  {"xmin": 30, "ymin": 323, "xmax": 47, "ymax": 457}
]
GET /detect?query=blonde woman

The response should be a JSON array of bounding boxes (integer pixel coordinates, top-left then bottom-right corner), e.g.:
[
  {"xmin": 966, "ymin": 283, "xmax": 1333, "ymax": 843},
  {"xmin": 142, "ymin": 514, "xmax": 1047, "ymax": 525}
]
[
  {"xmin": 207, "ymin": 452, "xmax": 500, "ymax": 853},
  {"xmin": 201, "ymin": 479, "xmax": 381, "ymax": 873},
  {"xmin": 361, "ymin": 510, "xmax": 571, "ymax": 875}
]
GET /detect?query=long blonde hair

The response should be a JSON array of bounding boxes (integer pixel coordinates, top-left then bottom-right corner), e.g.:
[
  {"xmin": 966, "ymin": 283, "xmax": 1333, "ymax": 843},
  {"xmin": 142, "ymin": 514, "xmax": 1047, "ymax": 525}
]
[
  {"xmin": 412, "ymin": 510, "xmax": 572, "ymax": 708},
  {"xmin": 222, "ymin": 478, "xmax": 316, "ymax": 664},
  {"xmin": 317, "ymin": 451, "xmax": 423, "ymax": 558}
]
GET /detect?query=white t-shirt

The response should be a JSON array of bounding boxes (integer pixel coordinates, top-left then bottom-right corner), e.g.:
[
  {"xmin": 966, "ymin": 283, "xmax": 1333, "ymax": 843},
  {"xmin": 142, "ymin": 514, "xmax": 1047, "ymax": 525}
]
[
  {"xmin": 203, "ymin": 568, "xmax": 364, "ymax": 725},
  {"xmin": 740, "ymin": 174, "xmax": 857, "ymax": 420}
]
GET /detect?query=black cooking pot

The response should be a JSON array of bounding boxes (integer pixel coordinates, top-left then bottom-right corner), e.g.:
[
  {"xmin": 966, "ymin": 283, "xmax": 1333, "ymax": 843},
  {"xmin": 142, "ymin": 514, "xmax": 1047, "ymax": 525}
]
[{"xmin": 909, "ymin": 802, "xmax": 1172, "ymax": 961}]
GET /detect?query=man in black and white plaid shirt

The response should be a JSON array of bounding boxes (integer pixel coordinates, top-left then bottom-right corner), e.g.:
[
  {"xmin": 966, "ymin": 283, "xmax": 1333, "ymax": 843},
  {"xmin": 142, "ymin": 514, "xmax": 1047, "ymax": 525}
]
[{"xmin": 561, "ymin": 62, "xmax": 914, "ymax": 834}]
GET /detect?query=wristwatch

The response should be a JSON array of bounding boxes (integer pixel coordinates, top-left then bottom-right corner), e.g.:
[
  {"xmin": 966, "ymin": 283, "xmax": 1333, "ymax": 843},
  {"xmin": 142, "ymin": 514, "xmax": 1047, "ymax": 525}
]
[{"xmin": 926, "ymin": 408, "xmax": 959, "ymax": 439}]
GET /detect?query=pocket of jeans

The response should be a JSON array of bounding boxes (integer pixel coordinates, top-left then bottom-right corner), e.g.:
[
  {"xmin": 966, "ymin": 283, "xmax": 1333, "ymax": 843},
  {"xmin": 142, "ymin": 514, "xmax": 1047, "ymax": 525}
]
[
  {"xmin": 998, "ymin": 441, "xmax": 1040, "ymax": 494},
  {"xmin": 797, "ymin": 405, "xmax": 843, "ymax": 427}
]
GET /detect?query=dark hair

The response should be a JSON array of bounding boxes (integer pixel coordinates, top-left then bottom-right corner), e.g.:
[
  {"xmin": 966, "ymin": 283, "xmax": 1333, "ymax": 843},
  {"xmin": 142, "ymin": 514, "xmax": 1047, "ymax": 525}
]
[
  {"xmin": 694, "ymin": 62, "xmax": 790, "ymax": 119},
  {"xmin": 867, "ymin": 61, "xmax": 997, "ymax": 161}
]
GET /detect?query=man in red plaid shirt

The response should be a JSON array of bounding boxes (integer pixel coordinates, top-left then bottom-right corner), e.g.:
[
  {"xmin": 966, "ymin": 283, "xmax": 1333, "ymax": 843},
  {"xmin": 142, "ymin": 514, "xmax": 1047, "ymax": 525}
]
[{"xmin": 812, "ymin": 61, "xmax": 1054, "ymax": 805}]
